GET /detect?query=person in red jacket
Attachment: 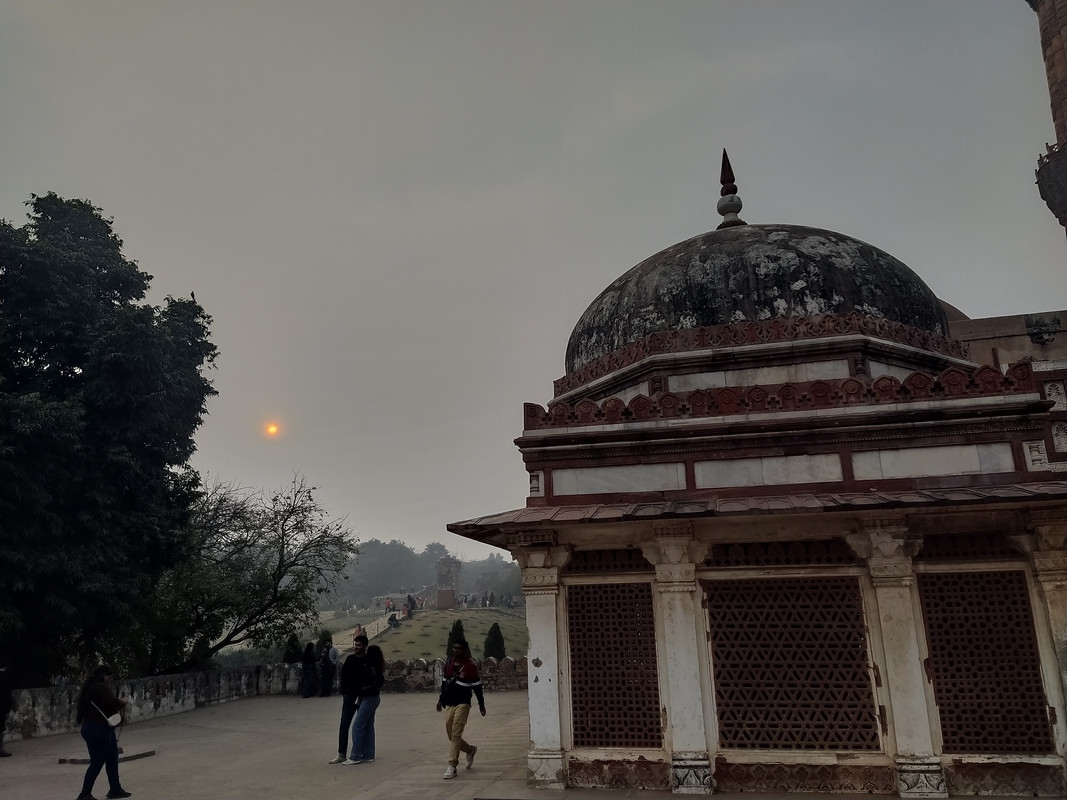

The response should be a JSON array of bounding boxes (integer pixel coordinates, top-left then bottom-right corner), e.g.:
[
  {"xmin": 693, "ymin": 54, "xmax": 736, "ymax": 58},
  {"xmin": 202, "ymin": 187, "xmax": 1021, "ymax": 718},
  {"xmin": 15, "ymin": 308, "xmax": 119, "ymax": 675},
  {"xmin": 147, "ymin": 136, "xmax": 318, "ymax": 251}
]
[{"xmin": 436, "ymin": 639, "xmax": 485, "ymax": 779}]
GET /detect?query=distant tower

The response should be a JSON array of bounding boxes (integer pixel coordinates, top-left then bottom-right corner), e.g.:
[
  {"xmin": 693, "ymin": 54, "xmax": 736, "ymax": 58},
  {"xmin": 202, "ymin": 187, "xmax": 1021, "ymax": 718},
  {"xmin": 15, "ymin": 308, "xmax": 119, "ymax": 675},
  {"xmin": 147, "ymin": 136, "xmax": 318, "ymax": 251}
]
[{"xmin": 1026, "ymin": 1, "xmax": 1067, "ymax": 231}]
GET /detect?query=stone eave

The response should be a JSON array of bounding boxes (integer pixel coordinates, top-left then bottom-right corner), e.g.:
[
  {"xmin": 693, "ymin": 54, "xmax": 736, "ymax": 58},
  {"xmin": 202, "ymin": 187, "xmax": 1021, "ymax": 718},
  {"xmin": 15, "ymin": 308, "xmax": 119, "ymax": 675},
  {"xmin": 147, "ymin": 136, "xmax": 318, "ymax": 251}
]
[{"xmin": 445, "ymin": 482, "xmax": 1067, "ymax": 545}]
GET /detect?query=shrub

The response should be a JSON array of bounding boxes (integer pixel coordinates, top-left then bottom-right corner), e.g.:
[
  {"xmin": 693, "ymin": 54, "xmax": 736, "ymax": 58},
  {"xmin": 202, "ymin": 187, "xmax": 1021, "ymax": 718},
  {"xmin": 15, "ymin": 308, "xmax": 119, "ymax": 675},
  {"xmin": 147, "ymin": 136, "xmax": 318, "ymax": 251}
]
[{"xmin": 483, "ymin": 622, "xmax": 506, "ymax": 660}]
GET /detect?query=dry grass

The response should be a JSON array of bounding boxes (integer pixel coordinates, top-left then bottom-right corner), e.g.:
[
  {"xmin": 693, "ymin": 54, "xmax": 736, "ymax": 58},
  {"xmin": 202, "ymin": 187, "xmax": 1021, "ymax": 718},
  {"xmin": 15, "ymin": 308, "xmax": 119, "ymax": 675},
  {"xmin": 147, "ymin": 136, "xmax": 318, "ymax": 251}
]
[{"xmin": 330, "ymin": 608, "xmax": 528, "ymax": 661}]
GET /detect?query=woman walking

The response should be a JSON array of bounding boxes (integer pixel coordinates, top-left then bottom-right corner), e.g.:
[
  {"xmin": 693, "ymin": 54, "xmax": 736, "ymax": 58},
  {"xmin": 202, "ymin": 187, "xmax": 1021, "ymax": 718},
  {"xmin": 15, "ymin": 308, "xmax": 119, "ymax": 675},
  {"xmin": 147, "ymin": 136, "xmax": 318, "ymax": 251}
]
[{"xmin": 75, "ymin": 665, "xmax": 131, "ymax": 800}]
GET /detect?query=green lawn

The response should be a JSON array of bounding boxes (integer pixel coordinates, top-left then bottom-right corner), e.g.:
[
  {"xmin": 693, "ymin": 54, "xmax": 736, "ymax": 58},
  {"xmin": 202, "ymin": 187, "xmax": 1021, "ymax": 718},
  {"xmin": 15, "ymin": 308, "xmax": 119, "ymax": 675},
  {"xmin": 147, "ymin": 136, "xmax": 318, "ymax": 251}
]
[{"xmin": 331, "ymin": 608, "xmax": 528, "ymax": 662}]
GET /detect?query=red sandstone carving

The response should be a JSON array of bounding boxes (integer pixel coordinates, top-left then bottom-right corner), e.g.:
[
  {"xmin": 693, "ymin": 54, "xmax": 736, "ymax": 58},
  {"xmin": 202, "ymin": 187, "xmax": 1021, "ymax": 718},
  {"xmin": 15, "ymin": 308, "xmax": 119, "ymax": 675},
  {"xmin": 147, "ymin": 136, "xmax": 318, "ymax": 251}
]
[
  {"xmin": 527, "ymin": 363, "xmax": 1038, "ymax": 430},
  {"xmin": 554, "ymin": 313, "xmax": 970, "ymax": 397}
]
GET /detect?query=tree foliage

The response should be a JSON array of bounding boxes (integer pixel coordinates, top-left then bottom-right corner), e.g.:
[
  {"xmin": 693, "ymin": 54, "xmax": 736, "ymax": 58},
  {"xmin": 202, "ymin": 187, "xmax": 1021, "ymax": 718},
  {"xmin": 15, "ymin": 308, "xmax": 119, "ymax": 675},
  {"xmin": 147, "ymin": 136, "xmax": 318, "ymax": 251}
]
[
  {"xmin": 483, "ymin": 622, "xmax": 506, "ymax": 661},
  {"xmin": 445, "ymin": 619, "xmax": 466, "ymax": 659},
  {"xmin": 109, "ymin": 477, "xmax": 358, "ymax": 675},
  {"xmin": 0, "ymin": 193, "xmax": 217, "ymax": 685}
]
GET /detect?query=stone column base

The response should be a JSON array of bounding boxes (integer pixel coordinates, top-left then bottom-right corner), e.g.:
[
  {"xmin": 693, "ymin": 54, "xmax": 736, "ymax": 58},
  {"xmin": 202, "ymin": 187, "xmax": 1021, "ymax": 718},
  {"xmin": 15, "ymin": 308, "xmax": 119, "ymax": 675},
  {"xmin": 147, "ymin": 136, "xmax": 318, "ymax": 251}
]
[
  {"xmin": 671, "ymin": 752, "xmax": 713, "ymax": 794},
  {"xmin": 897, "ymin": 756, "xmax": 947, "ymax": 798},
  {"xmin": 528, "ymin": 749, "xmax": 565, "ymax": 789}
]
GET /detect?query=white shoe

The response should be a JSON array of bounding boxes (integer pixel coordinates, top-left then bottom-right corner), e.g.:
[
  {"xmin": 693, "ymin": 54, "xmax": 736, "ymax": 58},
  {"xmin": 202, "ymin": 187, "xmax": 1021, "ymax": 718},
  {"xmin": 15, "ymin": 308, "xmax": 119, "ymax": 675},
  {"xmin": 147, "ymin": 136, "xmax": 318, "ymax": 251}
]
[
  {"xmin": 465, "ymin": 745, "xmax": 477, "ymax": 769},
  {"xmin": 329, "ymin": 755, "xmax": 345, "ymax": 764},
  {"xmin": 443, "ymin": 766, "xmax": 457, "ymax": 779},
  {"xmin": 343, "ymin": 758, "xmax": 362, "ymax": 765}
]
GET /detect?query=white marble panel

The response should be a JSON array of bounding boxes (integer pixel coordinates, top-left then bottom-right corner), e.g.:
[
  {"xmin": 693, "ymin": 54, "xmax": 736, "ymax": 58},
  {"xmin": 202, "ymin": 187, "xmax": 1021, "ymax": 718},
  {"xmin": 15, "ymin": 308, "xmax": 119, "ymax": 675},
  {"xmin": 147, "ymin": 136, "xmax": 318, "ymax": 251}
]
[
  {"xmin": 551, "ymin": 462, "xmax": 686, "ymax": 495},
  {"xmin": 695, "ymin": 454, "xmax": 842, "ymax": 488},
  {"xmin": 852, "ymin": 450, "xmax": 885, "ymax": 480},
  {"xmin": 669, "ymin": 360, "xmax": 849, "ymax": 392},
  {"xmin": 767, "ymin": 453, "xmax": 843, "ymax": 484},
  {"xmin": 802, "ymin": 359, "xmax": 852, "ymax": 380},
  {"xmin": 695, "ymin": 458, "xmax": 764, "ymax": 488},
  {"xmin": 976, "ymin": 443, "xmax": 1016, "ymax": 473},
  {"xmin": 852, "ymin": 443, "xmax": 1014, "ymax": 480},
  {"xmin": 611, "ymin": 382, "xmax": 650, "ymax": 404},
  {"xmin": 670, "ymin": 371, "xmax": 727, "ymax": 392},
  {"xmin": 868, "ymin": 360, "xmax": 917, "ymax": 381}
]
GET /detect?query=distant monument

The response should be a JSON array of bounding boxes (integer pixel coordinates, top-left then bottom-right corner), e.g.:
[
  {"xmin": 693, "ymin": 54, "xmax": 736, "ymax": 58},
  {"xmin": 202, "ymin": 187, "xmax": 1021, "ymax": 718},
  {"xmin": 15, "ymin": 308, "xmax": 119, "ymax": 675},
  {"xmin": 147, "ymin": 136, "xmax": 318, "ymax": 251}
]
[{"xmin": 435, "ymin": 555, "xmax": 460, "ymax": 609}]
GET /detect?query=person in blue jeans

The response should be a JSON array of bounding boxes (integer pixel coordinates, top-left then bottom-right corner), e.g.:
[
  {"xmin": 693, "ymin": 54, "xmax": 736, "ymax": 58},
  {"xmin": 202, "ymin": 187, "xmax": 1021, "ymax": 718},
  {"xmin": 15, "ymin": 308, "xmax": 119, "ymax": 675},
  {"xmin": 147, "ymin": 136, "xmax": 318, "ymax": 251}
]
[
  {"xmin": 330, "ymin": 635, "xmax": 385, "ymax": 765},
  {"xmin": 75, "ymin": 665, "xmax": 131, "ymax": 800}
]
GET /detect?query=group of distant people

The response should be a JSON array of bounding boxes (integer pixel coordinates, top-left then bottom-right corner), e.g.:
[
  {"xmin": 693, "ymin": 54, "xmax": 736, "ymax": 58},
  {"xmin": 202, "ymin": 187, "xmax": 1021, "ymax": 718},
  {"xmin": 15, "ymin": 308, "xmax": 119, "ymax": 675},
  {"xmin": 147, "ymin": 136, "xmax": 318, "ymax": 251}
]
[
  {"xmin": 300, "ymin": 638, "xmax": 340, "ymax": 698},
  {"xmin": 458, "ymin": 590, "xmax": 516, "ymax": 609}
]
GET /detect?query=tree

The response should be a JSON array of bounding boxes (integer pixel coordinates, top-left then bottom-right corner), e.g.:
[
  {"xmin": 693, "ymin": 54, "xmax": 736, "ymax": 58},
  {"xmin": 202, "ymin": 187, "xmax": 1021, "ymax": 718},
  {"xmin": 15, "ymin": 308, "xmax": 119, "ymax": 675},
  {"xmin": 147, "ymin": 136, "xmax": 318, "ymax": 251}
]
[
  {"xmin": 483, "ymin": 622, "xmax": 506, "ymax": 660},
  {"xmin": 281, "ymin": 633, "xmax": 302, "ymax": 664},
  {"xmin": 445, "ymin": 619, "xmax": 466, "ymax": 660},
  {"xmin": 110, "ymin": 477, "xmax": 358, "ymax": 675},
  {"xmin": 0, "ymin": 193, "xmax": 217, "ymax": 685}
]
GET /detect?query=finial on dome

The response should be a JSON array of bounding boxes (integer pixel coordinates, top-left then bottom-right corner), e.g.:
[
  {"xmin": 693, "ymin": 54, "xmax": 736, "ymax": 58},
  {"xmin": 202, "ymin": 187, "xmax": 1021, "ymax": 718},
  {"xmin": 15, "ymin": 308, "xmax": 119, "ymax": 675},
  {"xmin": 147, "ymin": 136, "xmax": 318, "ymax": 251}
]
[{"xmin": 716, "ymin": 149, "xmax": 747, "ymax": 229}]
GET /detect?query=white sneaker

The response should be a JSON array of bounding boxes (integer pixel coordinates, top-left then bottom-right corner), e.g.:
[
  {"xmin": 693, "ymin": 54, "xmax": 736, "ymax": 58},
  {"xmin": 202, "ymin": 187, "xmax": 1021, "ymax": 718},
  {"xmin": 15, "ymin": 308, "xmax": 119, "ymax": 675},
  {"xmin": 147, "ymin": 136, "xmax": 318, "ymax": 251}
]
[
  {"xmin": 465, "ymin": 745, "xmax": 477, "ymax": 769},
  {"xmin": 343, "ymin": 759, "xmax": 362, "ymax": 765},
  {"xmin": 329, "ymin": 755, "xmax": 345, "ymax": 764},
  {"xmin": 443, "ymin": 766, "xmax": 457, "ymax": 779}
]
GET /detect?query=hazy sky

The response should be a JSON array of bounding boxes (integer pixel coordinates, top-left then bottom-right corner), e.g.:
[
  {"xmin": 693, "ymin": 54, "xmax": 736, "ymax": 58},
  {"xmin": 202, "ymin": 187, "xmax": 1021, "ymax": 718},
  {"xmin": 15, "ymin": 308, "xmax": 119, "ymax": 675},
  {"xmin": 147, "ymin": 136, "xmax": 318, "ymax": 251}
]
[{"xmin": 3, "ymin": 2, "xmax": 1064, "ymax": 560}]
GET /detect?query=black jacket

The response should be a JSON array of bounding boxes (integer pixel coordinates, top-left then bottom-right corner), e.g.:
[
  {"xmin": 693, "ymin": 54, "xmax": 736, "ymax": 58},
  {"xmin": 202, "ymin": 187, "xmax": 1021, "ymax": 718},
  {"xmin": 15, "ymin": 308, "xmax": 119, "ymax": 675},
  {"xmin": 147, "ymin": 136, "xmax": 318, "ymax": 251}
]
[{"xmin": 339, "ymin": 654, "xmax": 383, "ymax": 697}]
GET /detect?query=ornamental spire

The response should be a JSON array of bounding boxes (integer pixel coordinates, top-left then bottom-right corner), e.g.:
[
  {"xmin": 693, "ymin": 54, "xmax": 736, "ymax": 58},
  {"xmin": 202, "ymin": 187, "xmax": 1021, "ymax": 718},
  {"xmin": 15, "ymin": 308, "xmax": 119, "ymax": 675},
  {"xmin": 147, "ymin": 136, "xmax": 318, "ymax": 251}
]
[{"xmin": 716, "ymin": 149, "xmax": 747, "ymax": 229}]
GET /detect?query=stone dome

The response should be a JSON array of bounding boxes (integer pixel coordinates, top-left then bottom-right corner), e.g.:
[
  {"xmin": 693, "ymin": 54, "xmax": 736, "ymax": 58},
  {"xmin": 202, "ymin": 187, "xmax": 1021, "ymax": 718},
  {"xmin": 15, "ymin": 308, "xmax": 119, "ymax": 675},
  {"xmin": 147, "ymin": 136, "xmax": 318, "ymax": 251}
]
[{"xmin": 565, "ymin": 223, "xmax": 948, "ymax": 374}]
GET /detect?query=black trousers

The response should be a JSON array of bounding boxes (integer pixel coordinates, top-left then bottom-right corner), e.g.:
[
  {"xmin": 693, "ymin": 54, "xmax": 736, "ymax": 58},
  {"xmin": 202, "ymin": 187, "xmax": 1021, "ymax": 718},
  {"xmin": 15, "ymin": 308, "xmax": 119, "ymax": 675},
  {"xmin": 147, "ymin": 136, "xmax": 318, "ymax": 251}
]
[{"xmin": 337, "ymin": 694, "xmax": 358, "ymax": 756}]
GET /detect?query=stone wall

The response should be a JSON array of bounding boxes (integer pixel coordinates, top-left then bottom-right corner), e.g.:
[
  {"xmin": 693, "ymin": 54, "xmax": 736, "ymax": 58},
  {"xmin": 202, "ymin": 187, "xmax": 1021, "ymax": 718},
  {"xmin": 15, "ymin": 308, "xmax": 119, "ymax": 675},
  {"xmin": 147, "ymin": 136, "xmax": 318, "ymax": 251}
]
[{"xmin": 4, "ymin": 656, "xmax": 526, "ymax": 742}]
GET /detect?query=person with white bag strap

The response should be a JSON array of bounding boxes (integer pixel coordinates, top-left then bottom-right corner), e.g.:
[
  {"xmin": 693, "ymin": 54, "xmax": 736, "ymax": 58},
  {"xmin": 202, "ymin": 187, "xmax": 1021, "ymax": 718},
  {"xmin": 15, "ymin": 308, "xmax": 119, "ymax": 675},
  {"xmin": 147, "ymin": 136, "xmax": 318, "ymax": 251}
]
[{"xmin": 75, "ymin": 665, "xmax": 132, "ymax": 800}]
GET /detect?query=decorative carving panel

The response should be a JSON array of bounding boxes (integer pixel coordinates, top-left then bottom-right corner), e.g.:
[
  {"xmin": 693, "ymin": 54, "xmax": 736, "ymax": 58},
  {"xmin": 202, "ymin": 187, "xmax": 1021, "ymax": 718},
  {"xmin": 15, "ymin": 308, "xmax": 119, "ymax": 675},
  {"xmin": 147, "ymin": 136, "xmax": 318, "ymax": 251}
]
[
  {"xmin": 713, "ymin": 760, "xmax": 896, "ymax": 794},
  {"xmin": 563, "ymin": 549, "xmax": 652, "ymax": 574},
  {"xmin": 917, "ymin": 570, "xmax": 1054, "ymax": 754},
  {"xmin": 914, "ymin": 533, "xmax": 1021, "ymax": 562},
  {"xmin": 707, "ymin": 539, "xmax": 859, "ymax": 567},
  {"xmin": 944, "ymin": 762, "xmax": 1066, "ymax": 797},
  {"xmin": 707, "ymin": 576, "xmax": 880, "ymax": 750},
  {"xmin": 567, "ymin": 582, "xmax": 663, "ymax": 748}
]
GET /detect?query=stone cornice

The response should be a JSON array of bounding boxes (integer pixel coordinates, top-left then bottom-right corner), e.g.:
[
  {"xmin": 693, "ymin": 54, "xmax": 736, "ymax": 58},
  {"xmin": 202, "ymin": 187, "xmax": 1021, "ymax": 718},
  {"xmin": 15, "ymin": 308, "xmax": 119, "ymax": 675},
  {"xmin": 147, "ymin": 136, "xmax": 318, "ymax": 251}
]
[
  {"xmin": 554, "ymin": 313, "xmax": 968, "ymax": 397},
  {"xmin": 528, "ymin": 363, "xmax": 1036, "ymax": 431}
]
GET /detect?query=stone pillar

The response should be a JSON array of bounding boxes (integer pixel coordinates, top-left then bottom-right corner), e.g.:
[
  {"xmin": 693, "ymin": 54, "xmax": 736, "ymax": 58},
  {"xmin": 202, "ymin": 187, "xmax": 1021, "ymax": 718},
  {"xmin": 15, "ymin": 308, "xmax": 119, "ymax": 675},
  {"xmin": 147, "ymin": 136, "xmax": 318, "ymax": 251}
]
[
  {"xmin": 640, "ymin": 522, "xmax": 712, "ymax": 794},
  {"xmin": 847, "ymin": 518, "xmax": 947, "ymax": 799},
  {"xmin": 1026, "ymin": 509, "xmax": 1067, "ymax": 709},
  {"xmin": 512, "ymin": 534, "xmax": 570, "ymax": 789}
]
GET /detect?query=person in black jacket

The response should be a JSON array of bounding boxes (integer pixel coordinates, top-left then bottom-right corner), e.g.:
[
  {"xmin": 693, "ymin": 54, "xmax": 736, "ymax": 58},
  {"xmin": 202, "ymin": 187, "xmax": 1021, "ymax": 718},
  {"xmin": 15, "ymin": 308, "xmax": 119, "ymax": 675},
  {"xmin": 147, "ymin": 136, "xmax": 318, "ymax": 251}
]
[
  {"xmin": 301, "ymin": 642, "xmax": 317, "ymax": 698},
  {"xmin": 0, "ymin": 657, "xmax": 12, "ymax": 757},
  {"xmin": 329, "ymin": 635, "xmax": 384, "ymax": 765},
  {"xmin": 75, "ymin": 665, "xmax": 131, "ymax": 800}
]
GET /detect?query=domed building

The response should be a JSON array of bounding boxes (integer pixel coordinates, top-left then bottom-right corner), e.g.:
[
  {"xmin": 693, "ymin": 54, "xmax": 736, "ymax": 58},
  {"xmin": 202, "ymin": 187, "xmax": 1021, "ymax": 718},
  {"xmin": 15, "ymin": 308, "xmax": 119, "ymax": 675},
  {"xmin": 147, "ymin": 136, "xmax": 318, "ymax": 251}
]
[{"xmin": 448, "ymin": 154, "xmax": 1067, "ymax": 797}]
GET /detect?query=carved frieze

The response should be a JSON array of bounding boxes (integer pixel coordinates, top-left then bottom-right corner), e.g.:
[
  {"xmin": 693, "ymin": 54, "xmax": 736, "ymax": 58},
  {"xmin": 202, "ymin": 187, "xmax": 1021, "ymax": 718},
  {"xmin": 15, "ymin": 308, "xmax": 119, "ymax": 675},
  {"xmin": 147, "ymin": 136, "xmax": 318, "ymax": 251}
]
[
  {"xmin": 521, "ymin": 567, "xmax": 561, "ymax": 595},
  {"xmin": 553, "ymin": 312, "xmax": 971, "ymax": 399},
  {"xmin": 896, "ymin": 756, "xmax": 948, "ymax": 798},
  {"xmin": 528, "ymin": 749, "xmax": 565, "ymax": 789},
  {"xmin": 847, "ymin": 518, "xmax": 923, "ymax": 587},
  {"xmin": 1044, "ymin": 380, "xmax": 1066, "ymax": 411},
  {"xmin": 671, "ymin": 753, "xmax": 713, "ymax": 794},
  {"xmin": 537, "ymin": 354, "xmax": 1034, "ymax": 429}
]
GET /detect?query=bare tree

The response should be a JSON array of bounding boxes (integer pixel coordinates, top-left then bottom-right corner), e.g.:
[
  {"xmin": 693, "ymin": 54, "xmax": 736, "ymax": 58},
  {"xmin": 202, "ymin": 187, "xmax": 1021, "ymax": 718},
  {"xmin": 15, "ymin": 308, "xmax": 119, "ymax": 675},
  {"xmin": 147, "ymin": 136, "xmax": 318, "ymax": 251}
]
[{"xmin": 113, "ymin": 476, "xmax": 358, "ymax": 675}]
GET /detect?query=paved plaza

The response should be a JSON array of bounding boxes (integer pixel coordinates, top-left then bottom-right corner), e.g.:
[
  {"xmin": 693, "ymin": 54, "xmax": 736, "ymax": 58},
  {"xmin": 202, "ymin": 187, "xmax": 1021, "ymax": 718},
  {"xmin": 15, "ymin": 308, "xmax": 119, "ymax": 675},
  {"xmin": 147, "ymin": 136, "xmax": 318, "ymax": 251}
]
[
  {"xmin": 2, "ymin": 690, "xmax": 668, "ymax": 800},
  {"xmin": 3, "ymin": 691, "xmax": 1023, "ymax": 800}
]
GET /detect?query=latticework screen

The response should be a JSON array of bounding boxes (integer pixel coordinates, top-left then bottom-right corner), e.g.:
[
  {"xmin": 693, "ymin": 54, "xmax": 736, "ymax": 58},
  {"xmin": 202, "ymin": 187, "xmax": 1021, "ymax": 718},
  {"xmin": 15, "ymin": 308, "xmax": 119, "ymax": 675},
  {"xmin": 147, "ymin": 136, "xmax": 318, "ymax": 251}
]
[
  {"xmin": 567, "ymin": 582, "xmax": 663, "ymax": 748},
  {"xmin": 918, "ymin": 570, "xmax": 1054, "ymax": 754},
  {"xmin": 707, "ymin": 576, "xmax": 880, "ymax": 750}
]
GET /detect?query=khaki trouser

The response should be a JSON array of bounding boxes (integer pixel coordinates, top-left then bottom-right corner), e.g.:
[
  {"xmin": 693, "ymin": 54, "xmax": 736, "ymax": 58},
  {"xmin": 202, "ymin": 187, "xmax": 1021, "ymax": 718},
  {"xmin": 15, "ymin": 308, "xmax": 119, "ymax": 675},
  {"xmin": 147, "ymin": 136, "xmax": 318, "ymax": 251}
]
[{"xmin": 443, "ymin": 704, "xmax": 473, "ymax": 767}]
